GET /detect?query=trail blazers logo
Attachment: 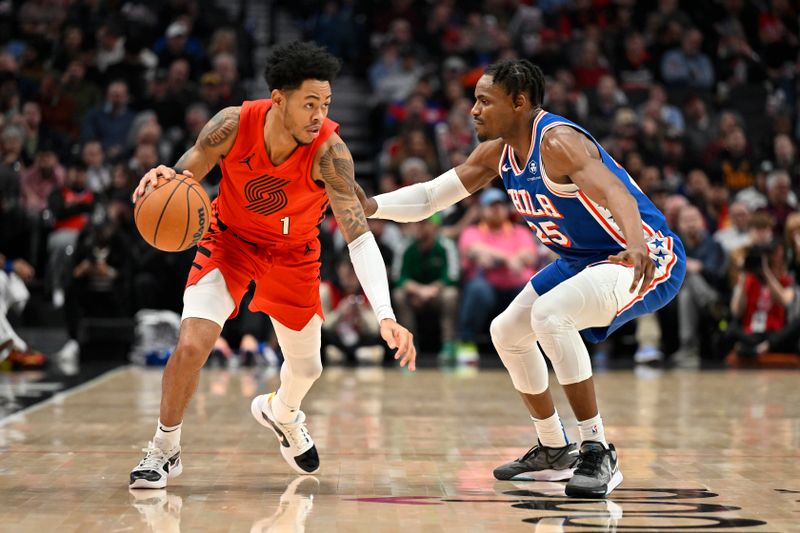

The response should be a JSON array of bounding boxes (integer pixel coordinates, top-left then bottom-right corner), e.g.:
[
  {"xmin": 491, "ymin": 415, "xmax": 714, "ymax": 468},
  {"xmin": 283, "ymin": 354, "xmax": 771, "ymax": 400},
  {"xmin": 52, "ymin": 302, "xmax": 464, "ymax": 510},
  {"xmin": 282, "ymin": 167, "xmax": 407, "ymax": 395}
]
[{"xmin": 244, "ymin": 174, "xmax": 290, "ymax": 216}]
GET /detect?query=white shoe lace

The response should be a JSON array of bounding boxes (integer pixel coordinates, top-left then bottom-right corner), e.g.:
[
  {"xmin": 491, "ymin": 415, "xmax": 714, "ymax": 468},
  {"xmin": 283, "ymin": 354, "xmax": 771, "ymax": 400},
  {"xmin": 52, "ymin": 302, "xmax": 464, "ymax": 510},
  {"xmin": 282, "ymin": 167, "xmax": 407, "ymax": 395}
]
[
  {"xmin": 137, "ymin": 442, "xmax": 173, "ymax": 471},
  {"xmin": 280, "ymin": 412, "xmax": 313, "ymax": 450}
]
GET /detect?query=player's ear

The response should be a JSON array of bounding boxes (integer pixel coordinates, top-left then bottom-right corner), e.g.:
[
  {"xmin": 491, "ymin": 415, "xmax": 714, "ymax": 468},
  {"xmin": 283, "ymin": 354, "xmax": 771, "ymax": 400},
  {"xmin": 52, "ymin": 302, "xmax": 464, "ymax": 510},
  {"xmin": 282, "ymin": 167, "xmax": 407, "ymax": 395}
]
[
  {"xmin": 271, "ymin": 89, "xmax": 283, "ymax": 106},
  {"xmin": 513, "ymin": 93, "xmax": 527, "ymax": 111}
]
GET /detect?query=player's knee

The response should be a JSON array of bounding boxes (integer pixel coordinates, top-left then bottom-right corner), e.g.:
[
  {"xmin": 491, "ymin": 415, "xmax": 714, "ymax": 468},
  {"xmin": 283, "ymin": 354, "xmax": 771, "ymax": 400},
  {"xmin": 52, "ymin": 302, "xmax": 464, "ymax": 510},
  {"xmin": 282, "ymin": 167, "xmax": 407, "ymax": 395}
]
[
  {"xmin": 174, "ymin": 336, "xmax": 214, "ymax": 367},
  {"xmin": 531, "ymin": 297, "xmax": 573, "ymax": 335},
  {"xmin": 286, "ymin": 356, "xmax": 323, "ymax": 382},
  {"xmin": 489, "ymin": 315, "xmax": 514, "ymax": 351}
]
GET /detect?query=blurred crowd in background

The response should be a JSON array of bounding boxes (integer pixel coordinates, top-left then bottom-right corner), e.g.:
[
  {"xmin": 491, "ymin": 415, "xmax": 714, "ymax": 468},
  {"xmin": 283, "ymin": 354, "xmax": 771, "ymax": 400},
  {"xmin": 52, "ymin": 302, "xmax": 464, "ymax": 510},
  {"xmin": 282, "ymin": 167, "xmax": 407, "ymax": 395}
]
[{"xmin": 1, "ymin": 0, "xmax": 800, "ymax": 371}]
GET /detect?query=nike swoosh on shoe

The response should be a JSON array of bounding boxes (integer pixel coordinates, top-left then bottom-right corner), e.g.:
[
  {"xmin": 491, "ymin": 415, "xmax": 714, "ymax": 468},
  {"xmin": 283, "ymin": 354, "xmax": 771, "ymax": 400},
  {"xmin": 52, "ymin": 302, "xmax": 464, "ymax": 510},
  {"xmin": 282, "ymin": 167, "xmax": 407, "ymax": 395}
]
[{"xmin": 262, "ymin": 412, "xmax": 290, "ymax": 447}]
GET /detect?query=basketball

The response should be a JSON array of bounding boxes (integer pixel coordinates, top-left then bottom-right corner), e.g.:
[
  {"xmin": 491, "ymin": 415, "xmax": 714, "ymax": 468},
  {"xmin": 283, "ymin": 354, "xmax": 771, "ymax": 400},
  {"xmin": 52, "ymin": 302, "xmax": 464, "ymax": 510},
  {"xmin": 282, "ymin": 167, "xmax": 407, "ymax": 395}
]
[{"xmin": 134, "ymin": 174, "xmax": 211, "ymax": 252}]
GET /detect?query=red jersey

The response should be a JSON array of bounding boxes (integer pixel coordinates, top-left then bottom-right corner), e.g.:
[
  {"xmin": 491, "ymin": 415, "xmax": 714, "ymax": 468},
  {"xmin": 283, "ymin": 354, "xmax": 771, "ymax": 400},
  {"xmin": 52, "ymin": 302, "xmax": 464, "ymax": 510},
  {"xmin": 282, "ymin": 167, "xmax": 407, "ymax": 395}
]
[
  {"xmin": 217, "ymin": 99, "xmax": 339, "ymax": 245},
  {"xmin": 742, "ymin": 272, "xmax": 791, "ymax": 334}
]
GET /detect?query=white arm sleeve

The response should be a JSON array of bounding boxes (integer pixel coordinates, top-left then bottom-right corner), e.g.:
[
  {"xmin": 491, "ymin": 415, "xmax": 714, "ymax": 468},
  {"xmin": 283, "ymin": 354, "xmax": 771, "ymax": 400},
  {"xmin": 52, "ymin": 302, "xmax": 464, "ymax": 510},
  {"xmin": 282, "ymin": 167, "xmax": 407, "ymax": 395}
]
[
  {"xmin": 348, "ymin": 232, "xmax": 396, "ymax": 323},
  {"xmin": 370, "ymin": 168, "xmax": 470, "ymax": 222}
]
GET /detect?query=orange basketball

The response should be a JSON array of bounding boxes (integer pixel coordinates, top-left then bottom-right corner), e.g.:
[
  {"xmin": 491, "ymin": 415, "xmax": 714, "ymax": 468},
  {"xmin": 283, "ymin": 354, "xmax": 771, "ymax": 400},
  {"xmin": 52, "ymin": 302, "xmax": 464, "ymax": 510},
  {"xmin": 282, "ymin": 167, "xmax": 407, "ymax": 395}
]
[{"xmin": 134, "ymin": 175, "xmax": 212, "ymax": 252}]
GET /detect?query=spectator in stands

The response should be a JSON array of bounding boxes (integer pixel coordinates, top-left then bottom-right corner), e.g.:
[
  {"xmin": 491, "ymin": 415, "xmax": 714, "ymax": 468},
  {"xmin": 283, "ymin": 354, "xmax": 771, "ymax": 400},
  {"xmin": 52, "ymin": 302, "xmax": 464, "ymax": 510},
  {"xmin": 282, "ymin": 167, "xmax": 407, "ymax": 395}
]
[
  {"xmin": 95, "ymin": 22, "xmax": 126, "ymax": 75},
  {"xmin": 682, "ymin": 93, "xmax": 718, "ymax": 163},
  {"xmin": 0, "ymin": 176, "xmax": 42, "ymax": 367},
  {"xmin": 81, "ymin": 140, "xmax": 111, "ymax": 194},
  {"xmin": 615, "ymin": 32, "xmax": 655, "ymax": 100},
  {"xmin": 212, "ymin": 53, "xmax": 246, "ymax": 108},
  {"xmin": 62, "ymin": 212, "xmax": 133, "ymax": 361},
  {"xmin": 46, "ymin": 161, "xmax": 95, "ymax": 307},
  {"xmin": 392, "ymin": 213, "xmax": 459, "ymax": 361},
  {"xmin": 21, "ymin": 145, "xmax": 65, "ymax": 212},
  {"xmin": 709, "ymin": 125, "xmax": 757, "ymax": 193},
  {"xmin": 19, "ymin": 101, "xmax": 67, "ymax": 165},
  {"xmin": 585, "ymin": 75, "xmax": 627, "ymax": 139},
  {"xmin": 154, "ymin": 21, "xmax": 205, "ymax": 79},
  {"xmin": 763, "ymin": 170, "xmax": 797, "ymax": 236},
  {"xmin": 81, "ymin": 80, "xmax": 135, "ymax": 160},
  {"xmin": 60, "ymin": 60, "xmax": 101, "ymax": 129},
  {"xmin": 1, "ymin": 124, "xmax": 26, "ymax": 177},
  {"xmin": 674, "ymin": 204, "xmax": 727, "ymax": 367},
  {"xmin": 772, "ymin": 134, "xmax": 800, "ymax": 185},
  {"xmin": 729, "ymin": 238, "xmax": 798, "ymax": 358},
  {"xmin": 572, "ymin": 40, "xmax": 609, "ymax": 90},
  {"xmin": 715, "ymin": 200, "xmax": 752, "ymax": 255},
  {"xmin": 660, "ymin": 28, "xmax": 715, "ymax": 90},
  {"xmin": 456, "ymin": 188, "xmax": 540, "ymax": 363}
]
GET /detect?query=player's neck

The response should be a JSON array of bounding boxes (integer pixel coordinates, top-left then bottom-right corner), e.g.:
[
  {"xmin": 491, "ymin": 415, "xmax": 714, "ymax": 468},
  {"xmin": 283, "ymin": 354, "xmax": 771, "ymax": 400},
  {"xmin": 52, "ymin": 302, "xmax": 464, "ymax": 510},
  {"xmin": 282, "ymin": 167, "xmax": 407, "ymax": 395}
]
[
  {"xmin": 263, "ymin": 108, "xmax": 300, "ymax": 166},
  {"xmin": 505, "ymin": 107, "xmax": 543, "ymax": 164}
]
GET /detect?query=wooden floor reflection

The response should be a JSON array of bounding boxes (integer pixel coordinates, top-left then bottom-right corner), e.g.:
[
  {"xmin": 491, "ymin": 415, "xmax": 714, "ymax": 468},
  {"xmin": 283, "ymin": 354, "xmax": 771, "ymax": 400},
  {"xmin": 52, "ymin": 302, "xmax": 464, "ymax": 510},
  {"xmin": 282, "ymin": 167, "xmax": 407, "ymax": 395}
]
[{"xmin": 0, "ymin": 365, "xmax": 798, "ymax": 532}]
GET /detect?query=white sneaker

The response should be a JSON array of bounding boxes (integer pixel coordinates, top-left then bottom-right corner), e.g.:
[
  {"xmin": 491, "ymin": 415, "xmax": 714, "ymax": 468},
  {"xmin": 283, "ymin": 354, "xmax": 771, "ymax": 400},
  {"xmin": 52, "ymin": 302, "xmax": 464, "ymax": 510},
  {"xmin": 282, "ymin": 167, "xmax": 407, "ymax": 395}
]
[
  {"xmin": 634, "ymin": 345, "xmax": 663, "ymax": 364},
  {"xmin": 251, "ymin": 393, "xmax": 320, "ymax": 474},
  {"xmin": 129, "ymin": 442, "xmax": 182, "ymax": 489}
]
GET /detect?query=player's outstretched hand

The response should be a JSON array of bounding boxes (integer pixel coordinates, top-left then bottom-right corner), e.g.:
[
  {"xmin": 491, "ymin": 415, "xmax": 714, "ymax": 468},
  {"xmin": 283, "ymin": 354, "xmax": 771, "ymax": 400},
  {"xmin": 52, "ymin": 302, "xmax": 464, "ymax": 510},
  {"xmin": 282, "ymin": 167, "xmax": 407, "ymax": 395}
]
[
  {"xmin": 132, "ymin": 165, "xmax": 194, "ymax": 203},
  {"xmin": 379, "ymin": 319, "xmax": 416, "ymax": 371},
  {"xmin": 608, "ymin": 245, "xmax": 655, "ymax": 296}
]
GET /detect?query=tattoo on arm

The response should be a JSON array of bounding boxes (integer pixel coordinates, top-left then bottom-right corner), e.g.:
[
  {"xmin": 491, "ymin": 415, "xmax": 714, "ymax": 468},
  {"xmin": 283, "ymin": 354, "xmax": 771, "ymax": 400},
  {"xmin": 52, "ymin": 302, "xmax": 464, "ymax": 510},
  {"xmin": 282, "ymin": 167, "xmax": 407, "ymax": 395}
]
[
  {"xmin": 319, "ymin": 142, "xmax": 368, "ymax": 242},
  {"xmin": 200, "ymin": 107, "xmax": 239, "ymax": 148}
]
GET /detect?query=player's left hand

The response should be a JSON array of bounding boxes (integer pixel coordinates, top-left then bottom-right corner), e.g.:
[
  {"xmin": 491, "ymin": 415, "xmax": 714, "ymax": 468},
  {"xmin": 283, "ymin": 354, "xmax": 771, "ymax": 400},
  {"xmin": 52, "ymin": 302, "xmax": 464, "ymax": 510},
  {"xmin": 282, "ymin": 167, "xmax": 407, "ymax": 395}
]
[
  {"xmin": 608, "ymin": 245, "xmax": 654, "ymax": 296},
  {"xmin": 379, "ymin": 319, "xmax": 416, "ymax": 371}
]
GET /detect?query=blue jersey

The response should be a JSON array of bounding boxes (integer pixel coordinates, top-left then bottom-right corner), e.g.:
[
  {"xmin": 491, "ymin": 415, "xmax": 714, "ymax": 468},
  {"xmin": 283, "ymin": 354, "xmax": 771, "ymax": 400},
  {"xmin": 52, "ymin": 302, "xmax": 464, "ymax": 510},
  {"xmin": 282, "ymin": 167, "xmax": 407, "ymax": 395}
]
[
  {"xmin": 499, "ymin": 111, "xmax": 669, "ymax": 269},
  {"xmin": 499, "ymin": 110, "xmax": 686, "ymax": 342}
]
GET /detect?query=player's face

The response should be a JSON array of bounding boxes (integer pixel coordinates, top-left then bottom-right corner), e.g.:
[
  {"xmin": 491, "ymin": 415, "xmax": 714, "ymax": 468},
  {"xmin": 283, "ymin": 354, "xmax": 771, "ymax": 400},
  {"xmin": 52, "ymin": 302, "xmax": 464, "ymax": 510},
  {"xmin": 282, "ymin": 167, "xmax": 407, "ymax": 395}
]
[
  {"xmin": 277, "ymin": 80, "xmax": 332, "ymax": 145},
  {"xmin": 471, "ymin": 75, "xmax": 516, "ymax": 142}
]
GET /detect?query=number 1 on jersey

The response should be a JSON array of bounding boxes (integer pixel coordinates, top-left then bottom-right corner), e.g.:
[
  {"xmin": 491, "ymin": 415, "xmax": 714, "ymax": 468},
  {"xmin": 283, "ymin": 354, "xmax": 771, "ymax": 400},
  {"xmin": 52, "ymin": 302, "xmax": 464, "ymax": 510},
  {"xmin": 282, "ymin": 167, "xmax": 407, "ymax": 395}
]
[{"xmin": 280, "ymin": 216, "xmax": 290, "ymax": 235}]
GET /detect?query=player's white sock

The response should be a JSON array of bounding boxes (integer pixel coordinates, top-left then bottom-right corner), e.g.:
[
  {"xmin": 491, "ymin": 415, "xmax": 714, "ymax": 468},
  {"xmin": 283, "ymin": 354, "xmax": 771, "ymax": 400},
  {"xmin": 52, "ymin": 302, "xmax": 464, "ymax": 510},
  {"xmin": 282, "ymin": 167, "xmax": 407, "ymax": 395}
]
[
  {"xmin": 532, "ymin": 411, "xmax": 569, "ymax": 448},
  {"xmin": 578, "ymin": 413, "xmax": 608, "ymax": 447},
  {"xmin": 154, "ymin": 419, "xmax": 182, "ymax": 450},
  {"xmin": 272, "ymin": 390, "xmax": 300, "ymax": 424}
]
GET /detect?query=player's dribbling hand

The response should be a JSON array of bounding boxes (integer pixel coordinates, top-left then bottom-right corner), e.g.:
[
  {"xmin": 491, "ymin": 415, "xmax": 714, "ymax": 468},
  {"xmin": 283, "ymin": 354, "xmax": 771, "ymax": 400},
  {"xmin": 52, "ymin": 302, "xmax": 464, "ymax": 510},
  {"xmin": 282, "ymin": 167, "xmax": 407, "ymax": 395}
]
[
  {"xmin": 132, "ymin": 165, "xmax": 194, "ymax": 203},
  {"xmin": 379, "ymin": 319, "xmax": 416, "ymax": 371},
  {"xmin": 608, "ymin": 245, "xmax": 655, "ymax": 296}
]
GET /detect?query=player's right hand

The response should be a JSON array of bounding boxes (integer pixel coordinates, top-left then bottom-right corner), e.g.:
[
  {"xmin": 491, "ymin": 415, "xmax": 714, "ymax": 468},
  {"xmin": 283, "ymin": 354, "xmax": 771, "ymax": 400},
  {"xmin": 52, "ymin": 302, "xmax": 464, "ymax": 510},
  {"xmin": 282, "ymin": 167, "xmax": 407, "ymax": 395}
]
[
  {"xmin": 379, "ymin": 319, "xmax": 416, "ymax": 371},
  {"xmin": 132, "ymin": 165, "xmax": 194, "ymax": 203}
]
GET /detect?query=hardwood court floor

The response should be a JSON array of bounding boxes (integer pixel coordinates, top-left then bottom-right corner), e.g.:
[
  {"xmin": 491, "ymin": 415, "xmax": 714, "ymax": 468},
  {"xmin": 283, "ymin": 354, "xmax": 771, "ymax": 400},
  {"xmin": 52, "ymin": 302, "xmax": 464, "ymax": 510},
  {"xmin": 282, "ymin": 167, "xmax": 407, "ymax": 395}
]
[{"xmin": 0, "ymin": 365, "xmax": 798, "ymax": 532}]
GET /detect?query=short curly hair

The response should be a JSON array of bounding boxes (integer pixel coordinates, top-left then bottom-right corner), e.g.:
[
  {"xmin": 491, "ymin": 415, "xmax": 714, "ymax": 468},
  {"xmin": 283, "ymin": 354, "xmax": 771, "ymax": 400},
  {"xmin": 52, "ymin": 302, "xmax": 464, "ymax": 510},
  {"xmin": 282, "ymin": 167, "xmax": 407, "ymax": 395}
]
[
  {"xmin": 263, "ymin": 41, "xmax": 341, "ymax": 91},
  {"xmin": 484, "ymin": 59, "xmax": 546, "ymax": 108}
]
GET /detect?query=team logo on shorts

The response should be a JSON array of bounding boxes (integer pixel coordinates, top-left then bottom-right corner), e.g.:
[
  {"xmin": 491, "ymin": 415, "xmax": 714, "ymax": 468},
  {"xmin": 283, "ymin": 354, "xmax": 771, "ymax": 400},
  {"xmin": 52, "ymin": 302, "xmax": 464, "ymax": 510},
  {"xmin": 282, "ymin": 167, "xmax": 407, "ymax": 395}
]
[{"xmin": 244, "ymin": 174, "xmax": 290, "ymax": 216}]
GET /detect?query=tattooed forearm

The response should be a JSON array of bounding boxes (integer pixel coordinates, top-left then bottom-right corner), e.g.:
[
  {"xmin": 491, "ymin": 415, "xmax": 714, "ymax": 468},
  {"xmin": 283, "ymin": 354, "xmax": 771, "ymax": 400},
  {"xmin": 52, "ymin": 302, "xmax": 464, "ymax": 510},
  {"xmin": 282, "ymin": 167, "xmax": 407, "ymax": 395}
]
[
  {"xmin": 319, "ymin": 142, "xmax": 369, "ymax": 243},
  {"xmin": 201, "ymin": 107, "xmax": 240, "ymax": 148}
]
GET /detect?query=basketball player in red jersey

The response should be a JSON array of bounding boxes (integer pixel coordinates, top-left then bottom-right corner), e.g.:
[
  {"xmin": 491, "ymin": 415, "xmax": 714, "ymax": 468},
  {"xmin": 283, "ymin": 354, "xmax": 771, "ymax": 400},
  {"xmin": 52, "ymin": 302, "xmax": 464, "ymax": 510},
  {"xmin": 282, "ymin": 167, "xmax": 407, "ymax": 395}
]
[{"xmin": 128, "ymin": 42, "xmax": 415, "ymax": 489}]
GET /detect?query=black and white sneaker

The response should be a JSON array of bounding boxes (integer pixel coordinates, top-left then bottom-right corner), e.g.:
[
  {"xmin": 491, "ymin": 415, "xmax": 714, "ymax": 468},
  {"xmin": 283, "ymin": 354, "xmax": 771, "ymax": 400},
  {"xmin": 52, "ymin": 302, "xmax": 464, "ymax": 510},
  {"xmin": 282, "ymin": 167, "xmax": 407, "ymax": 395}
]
[
  {"xmin": 493, "ymin": 441, "xmax": 579, "ymax": 481},
  {"xmin": 564, "ymin": 442, "xmax": 623, "ymax": 498},
  {"xmin": 251, "ymin": 393, "xmax": 320, "ymax": 475},
  {"xmin": 129, "ymin": 442, "xmax": 182, "ymax": 489}
]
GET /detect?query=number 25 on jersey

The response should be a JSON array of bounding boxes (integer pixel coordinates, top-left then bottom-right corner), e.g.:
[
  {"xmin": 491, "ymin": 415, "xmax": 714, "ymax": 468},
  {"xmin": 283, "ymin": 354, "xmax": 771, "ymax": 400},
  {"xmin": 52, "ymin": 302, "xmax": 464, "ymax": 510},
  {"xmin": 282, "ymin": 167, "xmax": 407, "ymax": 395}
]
[{"xmin": 527, "ymin": 220, "xmax": 571, "ymax": 247}]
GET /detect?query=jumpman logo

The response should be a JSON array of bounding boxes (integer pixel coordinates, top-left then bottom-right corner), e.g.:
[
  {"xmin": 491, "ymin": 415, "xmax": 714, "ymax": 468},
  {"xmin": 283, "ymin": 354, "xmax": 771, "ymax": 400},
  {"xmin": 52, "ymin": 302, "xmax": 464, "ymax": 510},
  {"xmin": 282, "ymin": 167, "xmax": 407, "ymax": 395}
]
[{"xmin": 239, "ymin": 153, "xmax": 256, "ymax": 171}]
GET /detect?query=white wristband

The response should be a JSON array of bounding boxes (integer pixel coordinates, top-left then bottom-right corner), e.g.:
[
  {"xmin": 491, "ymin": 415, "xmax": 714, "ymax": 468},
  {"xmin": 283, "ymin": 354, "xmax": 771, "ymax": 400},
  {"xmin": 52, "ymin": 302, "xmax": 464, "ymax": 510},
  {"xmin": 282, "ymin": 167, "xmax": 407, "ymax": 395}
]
[
  {"xmin": 348, "ymin": 232, "xmax": 396, "ymax": 323},
  {"xmin": 371, "ymin": 168, "xmax": 469, "ymax": 222}
]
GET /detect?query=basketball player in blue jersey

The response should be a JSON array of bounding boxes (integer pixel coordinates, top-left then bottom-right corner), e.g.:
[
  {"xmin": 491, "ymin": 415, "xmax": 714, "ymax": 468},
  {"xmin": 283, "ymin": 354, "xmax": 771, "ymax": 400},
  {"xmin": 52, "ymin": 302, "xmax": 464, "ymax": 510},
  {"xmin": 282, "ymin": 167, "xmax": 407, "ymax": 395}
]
[{"xmin": 358, "ymin": 59, "xmax": 686, "ymax": 498}]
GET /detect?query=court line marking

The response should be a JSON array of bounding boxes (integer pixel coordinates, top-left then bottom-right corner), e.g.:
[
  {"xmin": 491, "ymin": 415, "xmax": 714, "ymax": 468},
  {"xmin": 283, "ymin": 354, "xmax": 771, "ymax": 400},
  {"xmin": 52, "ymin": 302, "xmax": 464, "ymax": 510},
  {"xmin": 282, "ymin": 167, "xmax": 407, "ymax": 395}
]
[{"xmin": 0, "ymin": 365, "xmax": 131, "ymax": 427}]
